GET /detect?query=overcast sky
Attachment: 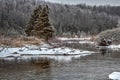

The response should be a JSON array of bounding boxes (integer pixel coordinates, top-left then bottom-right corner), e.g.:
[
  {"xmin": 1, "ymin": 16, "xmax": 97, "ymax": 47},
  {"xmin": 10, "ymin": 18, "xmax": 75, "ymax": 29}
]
[{"xmin": 45, "ymin": 0, "xmax": 120, "ymax": 6}]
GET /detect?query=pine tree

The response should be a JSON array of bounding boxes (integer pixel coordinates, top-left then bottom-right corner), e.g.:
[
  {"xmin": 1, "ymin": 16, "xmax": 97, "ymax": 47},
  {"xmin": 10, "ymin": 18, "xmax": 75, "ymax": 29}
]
[
  {"xmin": 25, "ymin": 5, "xmax": 42, "ymax": 36},
  {"xmin": 25, "ymin": 5, "xmax": 55, "ymax": 41}
]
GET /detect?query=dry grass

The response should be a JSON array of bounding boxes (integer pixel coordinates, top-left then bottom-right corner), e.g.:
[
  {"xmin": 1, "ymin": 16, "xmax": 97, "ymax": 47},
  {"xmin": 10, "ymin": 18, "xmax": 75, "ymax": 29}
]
[
  {"xmin": 0, "ymin": 36, "xmax": 44, "ymax": 47},
  {"xmin": 90, "ymin": 35, "xmax": 97, "ymax": 41}
]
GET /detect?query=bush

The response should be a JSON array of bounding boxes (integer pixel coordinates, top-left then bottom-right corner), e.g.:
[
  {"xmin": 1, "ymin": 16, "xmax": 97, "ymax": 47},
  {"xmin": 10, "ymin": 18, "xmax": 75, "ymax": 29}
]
[
  {"xmin": 0, "ymin": 36, "xmax": 44, "ymax": 47},
  {"xmin": 96, "ymin": 28, "xmax": 120, "ymax": 44}
]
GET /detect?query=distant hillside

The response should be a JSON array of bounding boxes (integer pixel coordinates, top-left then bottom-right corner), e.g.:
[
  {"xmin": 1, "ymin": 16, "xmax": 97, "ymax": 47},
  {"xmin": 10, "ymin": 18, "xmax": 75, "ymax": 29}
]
[
  {"xmin": 0, "ymin": 0, "xmax": 119, "ymax": 36},
  {"xmin": 76, "ymin": 4, "xmax": 120, "ymax": 16}
]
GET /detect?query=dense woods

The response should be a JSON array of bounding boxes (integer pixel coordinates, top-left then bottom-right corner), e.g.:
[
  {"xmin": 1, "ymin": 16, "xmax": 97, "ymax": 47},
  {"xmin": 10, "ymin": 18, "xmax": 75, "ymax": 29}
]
[{"xmin": 0, "ymin": 0, "xmax": 120, "ymax": 36}]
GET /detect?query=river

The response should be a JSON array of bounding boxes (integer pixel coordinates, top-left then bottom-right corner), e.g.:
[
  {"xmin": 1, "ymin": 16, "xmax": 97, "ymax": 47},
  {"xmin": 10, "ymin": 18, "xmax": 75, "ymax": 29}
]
[{"xmin": 0, "ymin": 41, "xmax": 120, "ymax": 80}]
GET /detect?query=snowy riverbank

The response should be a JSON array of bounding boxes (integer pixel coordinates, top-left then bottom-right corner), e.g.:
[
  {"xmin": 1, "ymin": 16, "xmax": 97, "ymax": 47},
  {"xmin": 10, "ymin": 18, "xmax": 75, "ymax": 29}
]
[
  {"xmin": 98, "ymin": 44, "xmax": 120, "ymax": 50},
  {"xmin": 57, "ymin": 37, "xmax": 91, "ymax": 41},
  {"xmin": 0, "ymin": 44, "xmax": 95, "ymax": 61},
  {"xmin": 0, "ymin": 38, "xmax": 120, "ymax": 58}
]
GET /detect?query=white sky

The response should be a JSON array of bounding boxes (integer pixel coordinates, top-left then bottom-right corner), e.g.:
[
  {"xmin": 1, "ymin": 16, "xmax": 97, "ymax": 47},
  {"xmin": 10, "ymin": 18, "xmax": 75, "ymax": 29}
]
[{"xmin": 44, "ymin": 0, "xmax": 120, "ymax": 6}]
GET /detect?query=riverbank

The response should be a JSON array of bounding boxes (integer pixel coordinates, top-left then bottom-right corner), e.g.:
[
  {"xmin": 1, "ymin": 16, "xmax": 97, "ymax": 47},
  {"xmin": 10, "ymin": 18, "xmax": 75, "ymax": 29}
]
[{"xmin": 0, "ymin": 36, "xmax": 44, "ymax": 47}]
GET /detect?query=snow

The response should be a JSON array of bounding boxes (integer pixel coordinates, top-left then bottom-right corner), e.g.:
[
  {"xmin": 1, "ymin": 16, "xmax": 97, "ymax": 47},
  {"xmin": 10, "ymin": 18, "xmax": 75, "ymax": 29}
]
[
  {"xmin": 58, "ymin": 37, "xmax": 91, "ymax": 41},
  {"xmin": 0, "ymin": 46, "xmax": 94, "ymax": 61},
  {"xmin": 97, "ymin": 44, "xmax": 120, "ymax": 50},
  {"xmin": 57, "ymin": 37, "xmax": 94, "ymax": 44},
  {"xmin": 108, "ymin": 45, "xmax": 120, "ymax": 50},
  {"xmin": 109, "ymin": 72, "xmax": 120, "ymax": 80},
  {"xmin": 66, "ymin": 41, "xmax": 94, "ymax": 44},
  {"xmin": 0, "ymin": 48, "xmax": 21, "ymax": 58}
]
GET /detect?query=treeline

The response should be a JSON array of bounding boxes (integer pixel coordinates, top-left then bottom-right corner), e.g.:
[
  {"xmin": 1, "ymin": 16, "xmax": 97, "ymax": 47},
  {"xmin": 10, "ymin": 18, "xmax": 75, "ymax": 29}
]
[
  {"xmin": 0, "ymin": 0, "xmax": 37, "ymax": 35},
  {"xmin": 0, "ymin": 0, "xmax": 119, "ymax": 36},
  {"xmin": 76, "ymin": 4, "xmax": 120, "ymax": 16}
]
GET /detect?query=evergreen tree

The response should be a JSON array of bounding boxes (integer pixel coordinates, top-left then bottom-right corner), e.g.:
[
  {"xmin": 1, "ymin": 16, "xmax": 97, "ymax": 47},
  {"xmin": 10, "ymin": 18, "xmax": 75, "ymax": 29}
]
[
  {"xmin": 25, "ymin": 5, "xmax": 55, "ymax": 40},
  {"xmin": 25, "ymin": 5, "xmax": 42, "ymax": 36}
]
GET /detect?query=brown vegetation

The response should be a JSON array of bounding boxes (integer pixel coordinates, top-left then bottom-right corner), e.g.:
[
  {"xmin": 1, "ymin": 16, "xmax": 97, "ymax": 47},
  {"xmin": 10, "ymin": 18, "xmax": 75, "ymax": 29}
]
[{"xmin": 0, "ymin": 36, "xmax": 44, "ymax": 47}]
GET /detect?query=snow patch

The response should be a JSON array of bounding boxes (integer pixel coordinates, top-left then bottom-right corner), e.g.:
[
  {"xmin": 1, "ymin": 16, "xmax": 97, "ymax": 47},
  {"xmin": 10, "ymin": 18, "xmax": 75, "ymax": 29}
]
[
  {"xmin": 0, "ymin": 48, "xmax": 21, "ymax": 58},
  {"xmin": 66, "ymin": 41, "xmax": 94, "ymax": 44},
  {"xmin": 0, "ymin": 45, "xmax": 94, "ymax": 60},
  {"xmin": 109, "ymin": 72, "xmax": 120, "ymax": 80},
  {"xmin": 58, "ymin": 37, "xmax": 91, "ymax": 41},
  {"xmin": 97, "ymin": 44, "xmax": 120, "ymax": 50},
  {"xmin": 108, "ymin": 45, "xmax": 120, "ymax": 50}
]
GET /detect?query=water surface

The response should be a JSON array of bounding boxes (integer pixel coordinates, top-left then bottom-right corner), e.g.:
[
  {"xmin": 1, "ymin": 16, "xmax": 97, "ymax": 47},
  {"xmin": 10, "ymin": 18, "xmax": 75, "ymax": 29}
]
[{"xmin": 0, "ymin": 42, "xmax": 120, "ymax": 80}]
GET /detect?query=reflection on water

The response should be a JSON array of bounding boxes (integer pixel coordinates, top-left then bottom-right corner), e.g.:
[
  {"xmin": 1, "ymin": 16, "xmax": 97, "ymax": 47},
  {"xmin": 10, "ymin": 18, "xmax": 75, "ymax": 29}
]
[
  {"xmin": 0, "ymin": 55, "xmax": 82, "ymax": 64},
  {"xmin": 0, "ymin": 42, "xmax": 120, "ymax": 80},
  {"xmin": 99, "ymin": 48, "xmax": 107, "ymax": 56},
  {"xmin": 0, "ymin": 58, "xmax": 52, "ymax": 80}
]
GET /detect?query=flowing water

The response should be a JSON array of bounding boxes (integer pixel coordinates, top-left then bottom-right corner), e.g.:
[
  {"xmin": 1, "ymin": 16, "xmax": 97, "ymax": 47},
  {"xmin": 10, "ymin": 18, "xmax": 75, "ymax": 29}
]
[{"xmin": 0, "ymin": 41, "xmax": 120, "ymax": 80}]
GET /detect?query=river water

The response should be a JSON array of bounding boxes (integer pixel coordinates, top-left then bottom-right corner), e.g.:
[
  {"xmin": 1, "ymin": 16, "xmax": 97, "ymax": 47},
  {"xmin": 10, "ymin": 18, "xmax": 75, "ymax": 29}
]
[{"xmin": 0, "ymin": 42, "xmax": 120, "ymax": 80}]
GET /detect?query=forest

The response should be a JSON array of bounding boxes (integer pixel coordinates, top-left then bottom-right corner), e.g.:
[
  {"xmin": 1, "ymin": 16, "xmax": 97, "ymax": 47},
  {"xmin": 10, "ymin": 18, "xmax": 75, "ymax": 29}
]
[{"xmin": 0, "ymin": 0, "xmax": 120, "ymax": 36}]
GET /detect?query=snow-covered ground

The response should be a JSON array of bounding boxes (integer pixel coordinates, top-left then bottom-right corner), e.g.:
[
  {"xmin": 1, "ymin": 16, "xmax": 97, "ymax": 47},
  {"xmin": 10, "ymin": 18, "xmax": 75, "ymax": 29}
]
[
  {"xmin": 64, "ymin": 41, "xmax": 94, "ymax": 44},
  {"xmin": 98, "ymin": 44, "xmax": 120, "ymax": 50},
  {"xmin": 58, "ymin": 37, "xmax": 91, "ymax": 41},
  {"xmin": 57, "ymin": 37, "xmax": 94, "ymax": 45},
  {"xmin": 109, "ymin": 72, "xmax": 120, "ymax": 80},
  {"xmin": 108, "ymin": 45, "xmax": 120, "ymax": 50},
  {"xmin": 0, "ymin": 45, "xmax": 94, "ymax": 61}
]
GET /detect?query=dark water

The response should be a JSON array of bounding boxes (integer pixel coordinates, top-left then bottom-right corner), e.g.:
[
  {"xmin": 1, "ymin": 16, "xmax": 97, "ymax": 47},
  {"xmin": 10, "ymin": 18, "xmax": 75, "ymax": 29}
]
[{"xmin": 0, "ymin": 42, "xmax": 120, "ymax": 80}]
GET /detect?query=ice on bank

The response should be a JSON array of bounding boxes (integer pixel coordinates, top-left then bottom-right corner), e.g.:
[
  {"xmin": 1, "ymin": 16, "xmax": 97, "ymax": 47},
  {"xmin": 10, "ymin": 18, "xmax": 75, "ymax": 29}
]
[
  {"xmin": 58, "ymin": 37, "xmax": 91, "ymax": 41},
  {"xmin": 109, "ymin": 72, "xmax": 120, "ymax": 80},
  {"xmin": 108, "ymin": 45, "xmax": 120, "ymax": 49},
  {"xmin": 0, "ymin": 45, "xmax": 94, "ymax": 58}
]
